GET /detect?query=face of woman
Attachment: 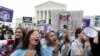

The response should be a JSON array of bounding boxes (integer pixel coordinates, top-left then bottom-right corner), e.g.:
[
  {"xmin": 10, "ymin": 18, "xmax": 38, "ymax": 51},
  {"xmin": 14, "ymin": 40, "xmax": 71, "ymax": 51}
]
[
  {"xmin": 15, "ymin": 29, "xmax": 23, "ymax": 39},
  {"xmin": 6, "ymin": 31, "xmax": 12, "ymax": 37},
  {"xmin": 48, "ymin": 32, "xmax": 56, "ymax": 44},
  {"xmin": 0, "ymin": 30, "xmax": 3, "ymax": 37},
  {"xmin": 78, "ymin": 31, "xmax": 84, "ymax": 39},
  {"xmin": 29, "ymin": 31, "xmax": 40, "ymax": 46}
]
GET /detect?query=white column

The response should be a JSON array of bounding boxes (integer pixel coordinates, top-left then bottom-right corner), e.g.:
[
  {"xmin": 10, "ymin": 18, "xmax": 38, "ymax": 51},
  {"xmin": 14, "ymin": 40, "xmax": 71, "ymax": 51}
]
[
  {"xmin": 49, "ymin": 10, "xmax": 51, "ymax": 19},
  {"xmin": 43, "ymin": 10, "xmax": 45, "ymax": 20},
  {"xmin": 50, "ymin": 10, "xmax": 52, "ymax": 19},
  {"xmin": 41, "ymin": 11, "xmax": 43, "ymax": 20},
  {"xmin": 38, "ymin": 11, "xmax": 40, "ymax": 21},
  {"xmin": 39, "ymin": 10, "xmax": 41, "ymax": 20},
  {"xmin": 36, "ymin": 11, "xmax": 38, "ymax": 23},
  {"xmin": 46, "ymin": 10, "xmax": 49, "ymax": 24},
  {"xmin": 44, "ymin": 11, "xmax": 47, "ymax": 20}
]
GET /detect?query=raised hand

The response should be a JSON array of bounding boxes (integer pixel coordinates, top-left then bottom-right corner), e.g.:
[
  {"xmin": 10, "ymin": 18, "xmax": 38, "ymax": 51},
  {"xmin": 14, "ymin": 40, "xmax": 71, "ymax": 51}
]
[
  {"xmin": 54, "ymin": 39, "xmax": 61, "ymax": 50},
  {"xmin": 85, "ymin": 41, "xmax": 90, "ymax": 48},
  {"xmin": 24, "ymin": 50, "xmax": 36, "ymax": 56}
]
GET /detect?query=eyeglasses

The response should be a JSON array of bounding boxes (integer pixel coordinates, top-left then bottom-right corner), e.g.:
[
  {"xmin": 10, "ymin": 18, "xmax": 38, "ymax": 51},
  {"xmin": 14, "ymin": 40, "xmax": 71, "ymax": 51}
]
[{"xmin": 15, "ymin": 31, "xmax": 22, "ymax": 33}]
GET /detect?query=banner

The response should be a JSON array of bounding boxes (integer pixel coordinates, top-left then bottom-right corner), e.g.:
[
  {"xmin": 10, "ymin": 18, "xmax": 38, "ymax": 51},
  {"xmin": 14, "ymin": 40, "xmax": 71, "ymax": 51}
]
[
  {"xmin": 37, "ymin": 20, "xmax": 46, "ymax": 26},
  {"xmin": 82, "ymin": 18, "xmax": 90, "ymax": 28},
  {"xmin": 59, "ymin": 11, "xmax": 83, "ymax": 29},
  {"xmin": 94, "ymin": 16, "xmax": 100, "ymax": 27},
  {"xmin": 59, "ymin": 12, "xmax": 71, "ymax": 21},
  {"xmin": 0, "ymin": 6, "xmax": 13, "ymax": 22},
  {"xmin": 23, "ymin": 17, "xmax": 32, "ymax": 23},
  {"xmin": 44, "ymin": 24, "xmax": 52, "ymax": 33},
  {"xmin": 44, "ymin": 24, "xmax": 48, "ymax": 33}
]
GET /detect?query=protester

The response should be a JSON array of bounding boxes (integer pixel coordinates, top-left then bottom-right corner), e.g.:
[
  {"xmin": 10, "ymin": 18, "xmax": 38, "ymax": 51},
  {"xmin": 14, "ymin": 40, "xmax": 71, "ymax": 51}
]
[
  {"xmin": 3, "ymin": 28, "xmax": 14, "ymax": 56},
  {"xmin": 90, "ymin": 31, "xmax": 100, "ymax": 56},
  {"xmin": 61, "ymin": 34, "xmax": 71, "ymax": 56},
  {"xmin": 40, "ymin": 30, "xmax": 46, "ymax": 47},
  {"xmin": 0, "ymin": 28, "xmax": 5, "ymax": 55},
  {"xmin": 11, "ymin": 27, "xmax": 26, "ymax": 52},
  {"xmin": 11, "ymin": 30, "xmax": 41, "ymax": 56},
  {"xmin": 0, "ymin": 28, "xmax": 5, "ymax": 40},
  {"xmin": 71, "ymin": 28, "xmax": 90, "ymax": 56},
  {"xmin": 5, "ymin": 28, "xmax": 14, "ymax": 39},
  {"xmin": 42, "ymin": 31, "xmax": 62, "ymax": 56}
]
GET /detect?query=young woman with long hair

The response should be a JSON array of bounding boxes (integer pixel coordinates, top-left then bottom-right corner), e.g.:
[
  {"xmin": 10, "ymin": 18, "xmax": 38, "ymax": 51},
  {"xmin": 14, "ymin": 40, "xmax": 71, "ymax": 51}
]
[
  {"xmin": 11, "ymin": 27, "xmax": 26, "ymax": 52},
  {"xmin": 11, "ymin": 30, "xmax": 41, "ymax": 56}
]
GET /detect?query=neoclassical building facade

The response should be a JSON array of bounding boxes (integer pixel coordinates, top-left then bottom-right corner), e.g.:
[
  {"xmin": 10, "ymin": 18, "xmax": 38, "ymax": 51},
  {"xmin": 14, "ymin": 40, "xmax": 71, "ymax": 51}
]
[
  {"xmin": 35, "ymin": 1, "xmax": 66, "ymax": 24},
  {"xmin": 35, "ymin": 1, "xmax": 66, "ymax": 30}
]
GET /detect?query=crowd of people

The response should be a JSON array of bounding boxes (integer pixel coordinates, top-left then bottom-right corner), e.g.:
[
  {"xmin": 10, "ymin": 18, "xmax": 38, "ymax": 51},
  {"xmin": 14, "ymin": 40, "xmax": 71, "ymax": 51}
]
[{"xmin": 0, "ymin": 26, "xmax": 100, "ymax": 56}]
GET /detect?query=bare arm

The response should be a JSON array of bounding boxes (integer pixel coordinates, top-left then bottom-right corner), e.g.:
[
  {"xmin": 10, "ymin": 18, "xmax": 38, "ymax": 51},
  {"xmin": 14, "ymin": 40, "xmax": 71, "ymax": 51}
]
[{"xmin": 62, "ymin": 45, "xmax": 67, "ymax": 56}]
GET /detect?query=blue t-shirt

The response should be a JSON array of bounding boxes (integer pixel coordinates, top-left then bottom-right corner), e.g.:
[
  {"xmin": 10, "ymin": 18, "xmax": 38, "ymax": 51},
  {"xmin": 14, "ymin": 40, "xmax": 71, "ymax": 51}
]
[
  {"xmin": 42, "ymin": 45, "xmax": 54, "ymax": 56},
  {"xmin": 41, "ymin": 45, "xmax": 61, "ymax": 56},
  {"xmin": 10, "ymin": 49, "xmax": 27, "ymax": 56}
]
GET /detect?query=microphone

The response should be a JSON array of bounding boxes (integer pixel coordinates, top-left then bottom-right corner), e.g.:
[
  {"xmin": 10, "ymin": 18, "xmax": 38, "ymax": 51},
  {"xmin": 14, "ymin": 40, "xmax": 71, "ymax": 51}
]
[{"xmin": 0, "ymin": 39, "xmax": 14, "ymax": 47}]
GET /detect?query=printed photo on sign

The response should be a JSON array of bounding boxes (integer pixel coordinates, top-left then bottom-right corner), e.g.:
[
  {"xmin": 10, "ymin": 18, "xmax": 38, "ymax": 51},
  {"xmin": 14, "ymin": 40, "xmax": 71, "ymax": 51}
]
[
  {"xmin": 37, "ymin": 20, "xmax": 46, "ymax": 26},
  {"xmin": 23, "ymin": 17, "xmax": 32, "ymax": 23},
  {"xmin": 0, "ymin": 6, "xmax": 13, "ymax": 22}
]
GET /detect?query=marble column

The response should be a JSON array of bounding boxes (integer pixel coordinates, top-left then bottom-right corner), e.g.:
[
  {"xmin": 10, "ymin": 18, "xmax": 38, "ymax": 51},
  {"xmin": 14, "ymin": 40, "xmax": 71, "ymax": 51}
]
[
  {"xmin": 39, "ymin": 10, "xmax": 41, "ymax": 20},
  {"xmin": 46, "ymin": 10, "xmax": 49, "ymax": 24},
  {"xmin": 43, "ymin": 10, "xmax": 45, "ymax": 20},
  {"xmin": 36, "ymin": 11, "xmax": 39, "ymax": 22}
]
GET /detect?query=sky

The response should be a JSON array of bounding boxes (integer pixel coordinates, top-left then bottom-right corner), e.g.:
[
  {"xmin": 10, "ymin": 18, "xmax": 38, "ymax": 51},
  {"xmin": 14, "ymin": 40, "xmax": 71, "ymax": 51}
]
[{"xmin": 0, "ymin": 0, "xmax": 100, "ymax": 28}]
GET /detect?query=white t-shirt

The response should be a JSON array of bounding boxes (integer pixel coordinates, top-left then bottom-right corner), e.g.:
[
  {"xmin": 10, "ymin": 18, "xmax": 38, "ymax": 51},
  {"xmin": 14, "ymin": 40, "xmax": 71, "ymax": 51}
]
[{"xmin": 71, "ymin": 39, "xmax": 83, "ymax": 56}]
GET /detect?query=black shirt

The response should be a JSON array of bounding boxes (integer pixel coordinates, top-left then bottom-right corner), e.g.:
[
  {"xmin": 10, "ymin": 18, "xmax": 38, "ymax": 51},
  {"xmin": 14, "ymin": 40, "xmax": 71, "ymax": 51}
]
[{"xmin": 90, "ymin": 38, "xmax": 100, "ymax": 56}]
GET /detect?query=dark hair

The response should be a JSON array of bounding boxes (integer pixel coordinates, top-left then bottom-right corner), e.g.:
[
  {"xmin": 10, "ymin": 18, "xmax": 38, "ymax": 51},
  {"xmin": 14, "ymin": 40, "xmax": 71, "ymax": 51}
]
[
  {"xmin": 45, "ymin": 31, "xmax": 55, "ymax": 46},
  {"xmin": 6, "ymin": 28, "xmax": 14, "ymax": 35},
  {"xmin": 75, "ymin": 28, "xmax": 83, "ymax": 38},
  {"xmin": 64, "ymin": 34, "xmax": 70, "ymax": 43},
  {"xmin": 45, "ymin": 31, "xmax": 55, "ymax": 39},
  {"xmin": 21, "ymin": 30, "xmax": 41, "ymax": 56},
  {"xmin": 13, "ymin": 27, "xmax": 26, "ymax": 48},
  {"xmin": 0, "ymin": 28, "xmax": 4, "ymax": 40}
]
